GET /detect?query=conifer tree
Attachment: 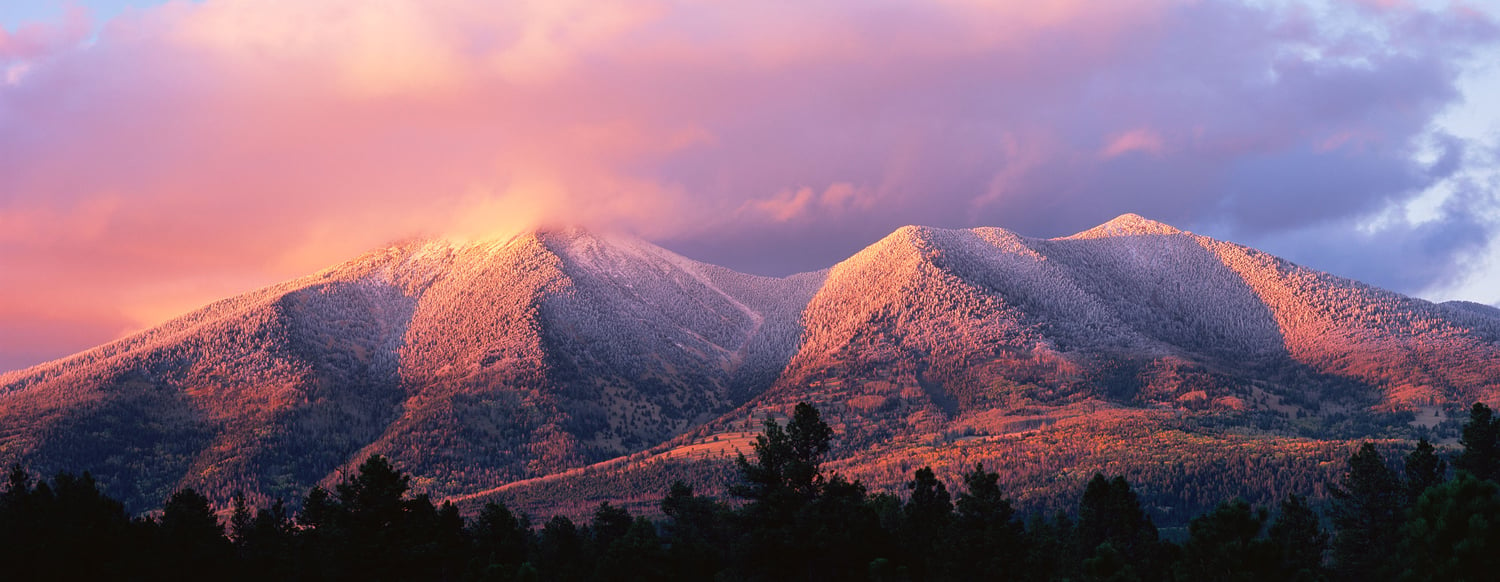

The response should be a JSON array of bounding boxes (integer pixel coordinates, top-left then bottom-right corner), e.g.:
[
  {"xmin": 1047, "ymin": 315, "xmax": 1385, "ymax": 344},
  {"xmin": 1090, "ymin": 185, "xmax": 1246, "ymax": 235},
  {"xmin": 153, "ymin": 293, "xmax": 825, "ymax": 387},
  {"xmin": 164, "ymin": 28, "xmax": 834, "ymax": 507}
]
[
  {"xmin": 158, "ymin": 488, "xmax": 232, "ymax": 580},
  {"xmin": 902, "ymin": 465, "xmax": 953, "ymax": 579},
  {"xmin": 1078, "ymin": 474, "xmax": 1165, "ymax": 581},
  {"xmin": 1456, "ymin": 403, "xmax": 1500, "ymax": 482},
  {"xmin": 1404, "ymin": 438, "xmax": 1447, "ymax": 503},
  {"xmin": 660, "ymin": 481, "xmax": 728, "ymax": 580},
  {"xmin": 538, "ymin": 515, "xmax": 585, "ymax": 582},
  {"xmin": 1400, "ymin": 473, "xmax": 1500, "ymax": 581},
  {"xmin": 597, "ymin": 517, "xmax": 667, "ymax": 582},
  {"xmin": 590, "ymin": 502, "xmax": 633, "ymax": 551},
  {"xmin": 239, "ymin": 498, "xmax": 294, "ymax": 581},
  {"xmin": 229, "ymin": 491, "xmax": 253, "ymax": 544},
  {"xmin": 472, "ymin": 501, "xmax": 531, "ymax": 577},
  {"xmin": 733, "ymin": 402, "xmax": 832, "ymax": 514},
  {"xmin": 1267, "ymin": 494, "xmax": 1328, "ymax": 582},
  {"xmin": 1176, "ymin": 499, "xmax": 1272, "ymax": 582},
  {"xmin": 952, "ymin": 463, "xmax": 1023, "ymax": 581},
  {"xmin": 1329, "ymin": 442, "xmax": 1404, "ymax": 581}
]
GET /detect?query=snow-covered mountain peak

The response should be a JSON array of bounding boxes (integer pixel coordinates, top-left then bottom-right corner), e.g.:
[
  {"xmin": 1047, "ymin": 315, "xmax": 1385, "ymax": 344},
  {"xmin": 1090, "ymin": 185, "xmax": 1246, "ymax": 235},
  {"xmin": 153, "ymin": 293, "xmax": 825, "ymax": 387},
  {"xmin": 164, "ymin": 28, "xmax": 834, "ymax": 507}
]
[{"xmin": 1065, "ymin": 213, "xmax": 1183, "ymax": 239}]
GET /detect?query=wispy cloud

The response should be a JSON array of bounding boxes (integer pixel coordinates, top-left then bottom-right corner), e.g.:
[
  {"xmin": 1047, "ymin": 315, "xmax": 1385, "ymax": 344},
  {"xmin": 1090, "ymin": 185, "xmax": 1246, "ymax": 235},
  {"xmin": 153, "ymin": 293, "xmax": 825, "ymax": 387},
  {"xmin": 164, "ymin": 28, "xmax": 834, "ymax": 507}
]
[{"xmin": 1, "ymin": 0, "xmax": 1497, "ymax": 370}]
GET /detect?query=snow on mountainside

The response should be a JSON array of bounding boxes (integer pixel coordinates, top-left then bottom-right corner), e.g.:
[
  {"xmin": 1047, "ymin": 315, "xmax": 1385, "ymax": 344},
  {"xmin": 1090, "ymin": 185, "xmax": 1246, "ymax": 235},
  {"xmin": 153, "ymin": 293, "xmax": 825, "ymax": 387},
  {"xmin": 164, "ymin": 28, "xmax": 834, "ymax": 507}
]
[
  {"xmin": 714, "ymin": 215, "xmax": 1500, "ymax": 453},
  {"xmin": 0, "ymin": 229, "xmax": 819, "ymax": 508},
  {"xmin": 3, "ymin": 215, "xmax": 1499, "ymax": 512}
]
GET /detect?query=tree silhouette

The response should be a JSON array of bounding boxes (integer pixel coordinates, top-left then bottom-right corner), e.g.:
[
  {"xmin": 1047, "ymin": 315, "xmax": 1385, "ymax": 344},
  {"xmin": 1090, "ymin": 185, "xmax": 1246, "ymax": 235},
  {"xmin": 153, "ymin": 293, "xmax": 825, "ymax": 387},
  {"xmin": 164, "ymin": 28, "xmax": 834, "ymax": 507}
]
[
  {"xmin": 902, "ymin": 466, "xmax": 952, "ymax": 581},
  {"xmin": 660, "ymin": 480, "xmax": 728, "ymax": 580},
  {"xmin": 1329, "ymin": 442, "xmax": 1404, "ymax": 581},
  {"xmin": 1267, "ymin": 494, "xmax": 1328, "ymax": 582},
  {"xmin": 158, "ymin": 488, "xmax": 232, "ymax": 580},
  {"xmin": 1175, "ymin": 499, "xmax": 1272, "ymax": 582},
  {"xmin": 1078, "ymin": 474, "xmax": 1165, "ymax": 581},
  {"xmin": 1400, "ymin": 473, "xmax": 1500, "ymax": 581},
  {"xmin": 471, "ymin": 501, "xmax": 531, "ymax": 579},
  {"xmin": 590, "ymin": 502, "xmax": 633, "ymax": 553},
  {"xmin": 733, "ymin": 402, "xmax": 832, "ymax": 511},
  {"xmin": 537, "ymin": 515, "xmax": 585, "ymax": 582},
  {"xmin": 952, "ymin": 463, "xmax": 1024, "ymax": 580},
  {"xmin": 1456, "ymin": 403, "xmax": 1500, "ymax": 482},
  {"xmin": 1404, "ymin": 438, "xmax": 1447, "ymax": 503}
]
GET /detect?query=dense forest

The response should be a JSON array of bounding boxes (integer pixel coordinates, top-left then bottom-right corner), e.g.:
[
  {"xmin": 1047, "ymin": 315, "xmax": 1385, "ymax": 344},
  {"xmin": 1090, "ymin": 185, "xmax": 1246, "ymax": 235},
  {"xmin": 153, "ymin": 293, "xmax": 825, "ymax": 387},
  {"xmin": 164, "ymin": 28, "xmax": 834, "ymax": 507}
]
[{"xmin": 4, "ymin": 402, "xmax": 1499, "ymax": 581}]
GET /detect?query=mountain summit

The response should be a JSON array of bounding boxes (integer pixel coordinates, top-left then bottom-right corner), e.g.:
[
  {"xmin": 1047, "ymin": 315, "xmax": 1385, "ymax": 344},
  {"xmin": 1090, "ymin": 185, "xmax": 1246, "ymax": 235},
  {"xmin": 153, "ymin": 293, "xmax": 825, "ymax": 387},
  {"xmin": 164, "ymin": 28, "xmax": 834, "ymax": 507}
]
[
  {"xmin": 1066, "ymin": 213, "xmax": 1184, "ymax": 239},
  {"xmin": 3, "ymin": 217, "xmax": 1498, "ymax": 512}
]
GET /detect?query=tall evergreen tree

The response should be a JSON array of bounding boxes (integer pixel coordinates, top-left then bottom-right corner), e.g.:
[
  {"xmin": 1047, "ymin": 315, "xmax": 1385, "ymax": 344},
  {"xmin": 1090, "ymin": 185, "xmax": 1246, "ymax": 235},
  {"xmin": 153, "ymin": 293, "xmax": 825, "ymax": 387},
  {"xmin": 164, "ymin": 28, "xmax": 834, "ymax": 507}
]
[
  {"xmin": 733, "ymin": 402, "xmax": 832, "ymax": 513},
  {"xmin": 297, "ymin": 455, "xmax": 464, "ymax": 581},
  {"xmin": 951, "ymin": 463, "xmax": 1023, "ymax": 581},
  {"xmin": 1456, "ymin": 403, "xmax": 1500, "ymax": 482},
  {"xmin": 590, "ymin": 502, "xmax": 634, "ymax": 555},
  {"xmin": 801, "ymin": 473, "xmax": 885, "ymax": 581},
  {"xmin": 237, "ymin": 498, "xmax": 294, "ymax": 581},
  {"xmin": 1329, "ymin": 442, "xmax": 1405, "ymax": 581},
  {"xmin": 1400, "ymin": 473, "xmax": 1500, "ymax": 581},
  {"xmin": 902, "ymin": 466, "xmax": 952, "ymax": 580},
  {"xmin": 471, "ymin": 501, "xmax": 532, "ymax": 579},
  {"xmin": 229, "ymin": 491, "xmax": 253, "ymax": 544},
  {"xmin": 731, "ymin": 402, "xmax": 837, "ymax": 581},
  {"xmin": 158, "ymin": 488, "xmax": 233, "ymax": 581},
  {"xmin": 1077, "ymin": 474, "xmax": 1165, "ymax": 581},
  {"xmin": 597, "ymin": 517, "xmax": 668, "ymax": 582},
  {"xmin": 1, "ymin": 470, "xmax": 141, "ymax": 579},
  {"xmin": 337, "ymin": 455, "xmax": 411, "ymax": 535},
  {"xmin": 1404, "ymin": 438, "xmax": 1447, "ymax": 503},
  {"xmin": 537, "ymin": 515, "xmax": 585, "ymax": 582},
  {"xmin": 1267, "ymin": 494, "xmax": 1328, "ymax": 582},
  {"xmin": 1027, "ymin": 512, "xmax": 1081, "ymax": 582},
  {"xmin": 1175, "ymin": 499, "xmax": 1272, "ymax": 582},
  {"xmin": 660, "ymin": 481, "xmax": 729, "ymax": 581}
]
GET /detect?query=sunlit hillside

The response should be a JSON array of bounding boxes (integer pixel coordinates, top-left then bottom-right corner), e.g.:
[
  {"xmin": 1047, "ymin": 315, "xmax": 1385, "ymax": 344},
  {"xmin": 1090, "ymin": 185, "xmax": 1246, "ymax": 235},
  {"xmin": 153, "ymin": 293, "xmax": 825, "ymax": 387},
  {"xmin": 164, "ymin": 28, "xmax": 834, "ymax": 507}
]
[{"xmin": 2, "ymin": 215, "xmax": 1497, "ymax": 512}]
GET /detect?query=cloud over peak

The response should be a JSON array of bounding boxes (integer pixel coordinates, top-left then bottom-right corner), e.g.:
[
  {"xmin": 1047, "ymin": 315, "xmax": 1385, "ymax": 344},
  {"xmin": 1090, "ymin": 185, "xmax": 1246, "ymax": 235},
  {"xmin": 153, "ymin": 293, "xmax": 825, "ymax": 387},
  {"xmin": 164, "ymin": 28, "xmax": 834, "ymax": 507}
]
[{"xmin": 1, "ymin": 0, "xmax": 1498, "ymax": 371}]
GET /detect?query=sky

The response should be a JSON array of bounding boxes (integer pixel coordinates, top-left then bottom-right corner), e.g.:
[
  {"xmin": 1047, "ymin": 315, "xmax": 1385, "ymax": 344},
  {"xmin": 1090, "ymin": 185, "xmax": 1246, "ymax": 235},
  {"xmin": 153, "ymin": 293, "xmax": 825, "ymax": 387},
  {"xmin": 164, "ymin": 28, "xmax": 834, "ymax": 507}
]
[{"xmin": 2, "ymin": 0, "xmax": 1499, "ymax": 373}]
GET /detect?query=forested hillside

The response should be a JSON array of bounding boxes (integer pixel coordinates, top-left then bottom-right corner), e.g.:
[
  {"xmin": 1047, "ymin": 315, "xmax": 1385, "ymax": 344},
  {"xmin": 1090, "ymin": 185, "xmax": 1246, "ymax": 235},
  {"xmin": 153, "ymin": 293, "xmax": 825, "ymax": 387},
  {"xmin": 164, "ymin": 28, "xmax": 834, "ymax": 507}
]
[
  {"xmin": 6, "ymin": 402, "xmax": 1499, "ymax": 581},
  {"xmin": 2, "ymin": 215, "xmax": 1498, "ymax": 514}
]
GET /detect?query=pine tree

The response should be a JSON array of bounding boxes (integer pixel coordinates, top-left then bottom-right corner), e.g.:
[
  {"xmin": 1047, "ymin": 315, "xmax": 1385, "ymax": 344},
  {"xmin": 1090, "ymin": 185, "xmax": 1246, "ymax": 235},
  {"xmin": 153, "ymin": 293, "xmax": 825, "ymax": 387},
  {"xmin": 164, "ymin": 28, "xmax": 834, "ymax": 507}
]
[
  {"xmin": 598, "ymin": 517, "xmax": 667, "ymax": 582},
  {"xmin": 1176, "ymin": 499, "xmax": 1272, "ymax": 582},
  {"xmin": 1329, "ymin": 442, "xmax": 1404, "ymax": 581},
  {"xmin": 590, "ymin": 502, "xmax": 634, "ymax": 552},
  {"xmin": 229, "ymin": 491, "xmax": 253, "ymax": 545},
  {"xmin": 1078, "ymin": 474, "xmax": 1164, "ymax": 581},
  {"xmin": 472, "ymin": 501, "xmax": 531, "ymax": 577},
  {"xmin": 902, "ymin": 466, "xmax": 952, "ymax": 580},
  {"xmin": 733, "ymin": 402, "xmax": 832, "ymax": 513},
  {"xmin": 1404, "ymin": 438, "xmax": 1447, "ymax": 503},
  {"xmin": 952, "ymin": 463, "xmax": 1023, "ymax": 581},
  {"xmin": 158, "ymin": 488, "xmax": 232, "ymax": 581},
  {"xmin": 1455, "ymin": 403, "xmax": 1500, "ymax": 482},
  {"xmin": 337, "ymin": 455, "xmax": 411, "ymax": 535},
  {"xmin": 660, "ymin": 481, "xmax": 728, "ymax": 581},
  {"xmin": 538, "ymin": 515, "xmax": 585, "ymax": 582},
  {"xmin": 239, "ymin": 498, "xmax": 294, "ymax": 581},
  {"xmin": 1267, "ymin": 494, "xmax": 1328, "ymax": 582},
  {"xmin": 1400, "ymin": 473, "xmax": 1500, "ymax": 581}
]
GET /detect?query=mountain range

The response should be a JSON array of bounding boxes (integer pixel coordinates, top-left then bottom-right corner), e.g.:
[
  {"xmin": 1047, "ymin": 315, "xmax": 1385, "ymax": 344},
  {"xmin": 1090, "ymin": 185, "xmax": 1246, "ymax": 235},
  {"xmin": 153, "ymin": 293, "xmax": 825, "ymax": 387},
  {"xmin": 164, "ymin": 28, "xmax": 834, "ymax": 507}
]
[{"xmin": 3, "ymin": 214, "xmax": 1498, "ymax": 518}]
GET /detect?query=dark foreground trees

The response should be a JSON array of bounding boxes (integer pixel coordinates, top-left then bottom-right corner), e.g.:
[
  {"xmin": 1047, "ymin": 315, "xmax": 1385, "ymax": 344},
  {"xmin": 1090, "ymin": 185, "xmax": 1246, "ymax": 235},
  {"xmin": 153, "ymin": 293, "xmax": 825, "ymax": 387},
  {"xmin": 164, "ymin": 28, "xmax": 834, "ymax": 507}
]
[{"xmin": 4, "ymin": 401, "xmax": 1500, "ymax": 581}]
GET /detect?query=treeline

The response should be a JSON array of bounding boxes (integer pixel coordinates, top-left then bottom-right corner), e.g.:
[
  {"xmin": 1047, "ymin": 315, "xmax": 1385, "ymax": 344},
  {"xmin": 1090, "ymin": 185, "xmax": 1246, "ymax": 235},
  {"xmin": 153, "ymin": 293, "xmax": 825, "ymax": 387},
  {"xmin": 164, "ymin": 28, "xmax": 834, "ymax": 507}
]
[{"xmin": 5, "ymin": 403, "xmax": 1500, "ymax": 581}]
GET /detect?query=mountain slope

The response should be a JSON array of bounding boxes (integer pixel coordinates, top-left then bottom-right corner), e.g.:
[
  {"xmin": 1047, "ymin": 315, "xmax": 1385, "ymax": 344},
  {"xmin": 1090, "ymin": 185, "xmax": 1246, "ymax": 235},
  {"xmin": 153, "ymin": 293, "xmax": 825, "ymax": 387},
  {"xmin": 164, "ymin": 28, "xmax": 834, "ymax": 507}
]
[
  {"xmin": 0, "ymin": 229, "xmax": 818, "ymax": 507},
  {"xmin": 3, "ymin": 215, "xmax": 1498, "ymax": 512},
  {"xmin": 729, "ymin": 216, "xmax": 1500, "ymax": 445}
]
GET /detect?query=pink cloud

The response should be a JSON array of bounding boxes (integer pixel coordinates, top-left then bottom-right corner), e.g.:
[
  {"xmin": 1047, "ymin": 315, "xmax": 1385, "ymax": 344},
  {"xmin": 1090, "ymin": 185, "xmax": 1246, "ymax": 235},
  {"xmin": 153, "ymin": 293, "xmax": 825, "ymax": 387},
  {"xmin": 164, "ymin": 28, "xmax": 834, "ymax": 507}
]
[
  {"xmin": 742, "ymin": 182, "xmax": 878, "ymax": 222},
  {"xmin": 1101, "ymin": 128, "xmax": 1166, "ymax": 158},
  {"xmin": 0, "ymin": 6, "xmax": 89, "ymax": 61},
  {"xmin": 0, "ymin": 0, "xmax": 1496, "ymax": 371}
]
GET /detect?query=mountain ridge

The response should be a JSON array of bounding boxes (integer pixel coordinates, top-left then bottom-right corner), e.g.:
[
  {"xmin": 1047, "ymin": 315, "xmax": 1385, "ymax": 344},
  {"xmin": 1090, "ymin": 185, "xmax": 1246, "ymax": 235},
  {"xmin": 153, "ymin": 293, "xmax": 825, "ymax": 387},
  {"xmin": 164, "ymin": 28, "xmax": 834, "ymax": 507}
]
[{"xmin": 2, "ymin": 215, "xmax": 1498, "ymax": 513}]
